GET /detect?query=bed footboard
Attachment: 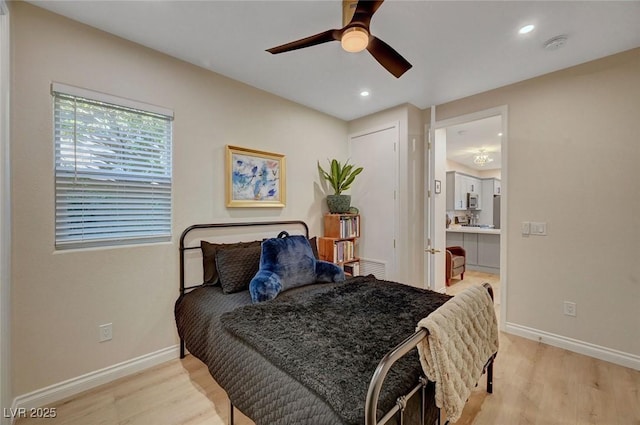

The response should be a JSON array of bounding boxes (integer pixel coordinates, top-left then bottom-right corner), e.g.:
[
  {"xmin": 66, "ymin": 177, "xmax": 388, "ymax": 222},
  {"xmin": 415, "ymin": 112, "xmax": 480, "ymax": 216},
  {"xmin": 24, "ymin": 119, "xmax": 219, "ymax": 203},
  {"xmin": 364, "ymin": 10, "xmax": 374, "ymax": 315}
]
[{"xmin": 365, "ymin": 283, "xmax": 496, "ymax": 425}]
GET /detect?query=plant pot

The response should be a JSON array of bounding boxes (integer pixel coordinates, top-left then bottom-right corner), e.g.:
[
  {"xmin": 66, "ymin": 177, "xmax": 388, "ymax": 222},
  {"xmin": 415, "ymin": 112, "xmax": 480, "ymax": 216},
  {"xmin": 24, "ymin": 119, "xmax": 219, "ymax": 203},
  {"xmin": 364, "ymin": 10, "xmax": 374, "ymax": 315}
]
[{"xmin": 326, "ymin": 195, "xmax": 351, "ymax": 213}]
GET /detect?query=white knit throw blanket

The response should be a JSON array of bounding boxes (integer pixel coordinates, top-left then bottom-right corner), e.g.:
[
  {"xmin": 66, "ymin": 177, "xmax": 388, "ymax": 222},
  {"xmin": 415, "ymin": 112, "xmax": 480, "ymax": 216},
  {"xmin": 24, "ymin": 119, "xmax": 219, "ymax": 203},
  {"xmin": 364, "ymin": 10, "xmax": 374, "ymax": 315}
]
[{"xmin": 416, "ymin": 285, "xmax": 499, "ymax": 423}]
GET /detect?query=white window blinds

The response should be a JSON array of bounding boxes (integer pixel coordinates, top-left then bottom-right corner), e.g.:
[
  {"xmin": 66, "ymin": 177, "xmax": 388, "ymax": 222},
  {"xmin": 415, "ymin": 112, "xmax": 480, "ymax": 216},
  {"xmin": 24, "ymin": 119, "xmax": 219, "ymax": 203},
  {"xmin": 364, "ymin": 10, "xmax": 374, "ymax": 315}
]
[{"xmin": 53, "ymin": 84, "xmax": 173, "ymax": 249}]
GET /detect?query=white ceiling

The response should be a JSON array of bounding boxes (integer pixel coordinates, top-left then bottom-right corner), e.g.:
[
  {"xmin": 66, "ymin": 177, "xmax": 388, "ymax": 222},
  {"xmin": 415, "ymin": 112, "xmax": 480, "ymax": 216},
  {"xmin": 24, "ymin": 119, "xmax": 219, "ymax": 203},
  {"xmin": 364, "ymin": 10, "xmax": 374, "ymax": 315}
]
[
  {"xmin": 446, "ymin": 115, "xmax": 502, "ymax": 171},
  {"xmin": 29, "ymin": 1, "xmax": 640, "ymax": 121}
]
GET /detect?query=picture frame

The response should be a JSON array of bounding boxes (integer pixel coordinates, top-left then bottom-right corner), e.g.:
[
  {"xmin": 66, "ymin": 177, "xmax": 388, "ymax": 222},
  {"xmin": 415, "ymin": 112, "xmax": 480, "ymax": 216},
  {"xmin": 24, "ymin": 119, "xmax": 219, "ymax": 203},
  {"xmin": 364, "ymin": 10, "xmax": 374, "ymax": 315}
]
[
  {"xmin": 225, "ymin": 145, "xmax": 286, "ymax": 208},
  {"xmin": 434, "ymin": 180, "xmax": 442, "ymax": 194}
]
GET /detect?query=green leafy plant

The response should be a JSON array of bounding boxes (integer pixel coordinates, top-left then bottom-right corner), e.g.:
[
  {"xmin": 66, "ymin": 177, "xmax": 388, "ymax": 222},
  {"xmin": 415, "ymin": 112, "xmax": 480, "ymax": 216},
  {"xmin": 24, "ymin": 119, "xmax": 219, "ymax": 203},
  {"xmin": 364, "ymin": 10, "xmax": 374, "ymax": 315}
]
[{"xmin": 317, "ymin": 159, "xmax": 364, "ymax": 195}]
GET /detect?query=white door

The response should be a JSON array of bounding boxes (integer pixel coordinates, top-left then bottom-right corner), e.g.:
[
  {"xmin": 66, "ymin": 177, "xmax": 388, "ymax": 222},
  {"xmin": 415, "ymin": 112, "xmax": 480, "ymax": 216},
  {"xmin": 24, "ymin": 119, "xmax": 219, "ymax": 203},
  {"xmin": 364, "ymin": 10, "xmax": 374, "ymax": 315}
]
[
  {"xmin": 425, "ymin": 124, "xmax": 447, "ymax": 292},
  {"xmin": 350, "ymin": 124, "xmax": 398, "ymax": 280}
]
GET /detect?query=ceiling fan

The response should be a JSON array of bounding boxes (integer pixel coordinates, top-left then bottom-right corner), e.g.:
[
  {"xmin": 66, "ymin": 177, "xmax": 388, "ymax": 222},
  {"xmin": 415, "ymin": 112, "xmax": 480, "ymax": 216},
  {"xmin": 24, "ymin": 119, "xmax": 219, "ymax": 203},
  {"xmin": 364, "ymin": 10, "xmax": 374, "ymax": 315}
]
[{"xmin": 266, "ymin": 0, "xmax": 412, "ymax": 78}]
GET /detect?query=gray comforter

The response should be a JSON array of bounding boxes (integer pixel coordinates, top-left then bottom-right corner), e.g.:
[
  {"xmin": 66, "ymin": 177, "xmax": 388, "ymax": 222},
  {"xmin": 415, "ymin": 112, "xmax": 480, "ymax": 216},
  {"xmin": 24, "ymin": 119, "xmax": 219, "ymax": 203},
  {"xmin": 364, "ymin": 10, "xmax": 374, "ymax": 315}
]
[{"xmin": 174, "ymin": 276, "xmax": 449, "ymax": 425}]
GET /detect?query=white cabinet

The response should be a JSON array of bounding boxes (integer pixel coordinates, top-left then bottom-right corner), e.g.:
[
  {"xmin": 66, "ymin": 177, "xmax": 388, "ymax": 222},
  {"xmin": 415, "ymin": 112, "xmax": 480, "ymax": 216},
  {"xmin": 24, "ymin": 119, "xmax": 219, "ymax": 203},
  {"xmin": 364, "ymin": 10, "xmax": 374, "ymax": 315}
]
[
  {"xmin": 446, "ymin": 172, "xmax": 466, "ymax": 210},
  {"xmin": 446, "ymin": 172, "xmax": 483, "ymax": 211},
  {"xmin": 464, "ymin": 175, "xmax": 482, "ymax": 210},
  {"xmin": 484, "ymin": 178, "xmax": 501, "ymax": 196},
  {"xmin": 465, "ymin": 176, "xmax": 481, "ymax": 194},
  {"xmin": 493, "ymin": 179, "xmax": 501, "ymax": 195}
]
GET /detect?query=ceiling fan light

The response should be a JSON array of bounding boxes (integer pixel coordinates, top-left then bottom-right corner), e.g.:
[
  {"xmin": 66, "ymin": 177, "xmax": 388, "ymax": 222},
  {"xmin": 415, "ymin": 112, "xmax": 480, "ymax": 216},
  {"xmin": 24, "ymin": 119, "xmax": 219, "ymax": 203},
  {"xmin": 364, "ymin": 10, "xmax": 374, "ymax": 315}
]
[{"xmin": 341, "ymin": 27, "xmax": 369, "ymax": 52}]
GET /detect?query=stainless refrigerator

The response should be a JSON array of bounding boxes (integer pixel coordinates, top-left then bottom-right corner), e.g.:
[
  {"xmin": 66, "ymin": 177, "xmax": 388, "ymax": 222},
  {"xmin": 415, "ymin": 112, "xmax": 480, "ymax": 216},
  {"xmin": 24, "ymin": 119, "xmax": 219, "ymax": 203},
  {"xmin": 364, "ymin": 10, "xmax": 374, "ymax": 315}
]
[{"xmin": 493, "ymin": 195, "xmax": 501, "ymax": 229}]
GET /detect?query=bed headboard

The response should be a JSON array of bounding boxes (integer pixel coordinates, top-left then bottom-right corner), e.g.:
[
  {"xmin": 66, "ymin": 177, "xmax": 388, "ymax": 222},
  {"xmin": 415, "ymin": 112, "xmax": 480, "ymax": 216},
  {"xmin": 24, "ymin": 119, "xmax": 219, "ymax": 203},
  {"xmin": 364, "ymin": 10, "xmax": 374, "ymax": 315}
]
[{"xmin": 179, "ymin": 220, "xmax": 310, "ymax": 294}]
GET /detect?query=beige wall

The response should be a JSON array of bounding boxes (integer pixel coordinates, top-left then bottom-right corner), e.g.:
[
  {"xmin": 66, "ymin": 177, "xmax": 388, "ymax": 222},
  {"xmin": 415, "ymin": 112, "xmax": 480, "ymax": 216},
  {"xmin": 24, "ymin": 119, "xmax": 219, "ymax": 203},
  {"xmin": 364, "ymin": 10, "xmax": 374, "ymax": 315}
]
[
  {"xmin": 437, "ymin": 48, "xmax": 640, "ymax": 358},
  {"xmin": 10, "ymin": 3, "xmax": 348, "ymax": 396},
  {"xmin": 446, "ymin": 160, "xmax": 501, "ymax": 180},
  {"xmin": 446, "ymin": 160, "xmax": 480, "ymax": 176}
]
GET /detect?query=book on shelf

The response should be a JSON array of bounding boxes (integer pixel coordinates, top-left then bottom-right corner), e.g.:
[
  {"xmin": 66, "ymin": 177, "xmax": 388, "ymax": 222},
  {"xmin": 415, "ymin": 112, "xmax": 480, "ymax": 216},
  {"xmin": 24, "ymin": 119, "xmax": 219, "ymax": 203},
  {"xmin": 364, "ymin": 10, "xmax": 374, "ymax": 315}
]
[
  {"xmin": 331, "ymin": 239, "xmax": 355, "ymax": 263},
  {"xmin": 339, "ymin": 215, "xmax": 359, "ymax": 238},
  {"xmin": 320, "ymin": 213, "xmax": 360, "ymax": 267},
  {"xmin": 343, "ymin": 261, "xmax": 360, "ymax": 277},
  {"xmin": 325, "ymin": 214, "xmax": 360, "ymax": 239}
]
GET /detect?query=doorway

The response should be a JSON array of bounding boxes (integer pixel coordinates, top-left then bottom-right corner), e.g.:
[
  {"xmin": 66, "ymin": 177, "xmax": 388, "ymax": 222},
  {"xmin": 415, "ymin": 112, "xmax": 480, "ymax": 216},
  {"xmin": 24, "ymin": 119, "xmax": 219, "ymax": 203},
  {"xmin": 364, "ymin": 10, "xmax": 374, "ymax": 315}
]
[{"xmin": 425, "ymin": 106, "xmax": 508, "ymax": 329}]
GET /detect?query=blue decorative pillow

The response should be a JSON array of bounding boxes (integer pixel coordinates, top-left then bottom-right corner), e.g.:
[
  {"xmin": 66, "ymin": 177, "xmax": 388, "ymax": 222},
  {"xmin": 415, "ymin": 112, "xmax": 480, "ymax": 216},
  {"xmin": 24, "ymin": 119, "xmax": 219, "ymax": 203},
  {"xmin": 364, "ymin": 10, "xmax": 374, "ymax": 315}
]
[{"xmin": 250, "ymin": 235, "xmax": 345, "ymax": 303}]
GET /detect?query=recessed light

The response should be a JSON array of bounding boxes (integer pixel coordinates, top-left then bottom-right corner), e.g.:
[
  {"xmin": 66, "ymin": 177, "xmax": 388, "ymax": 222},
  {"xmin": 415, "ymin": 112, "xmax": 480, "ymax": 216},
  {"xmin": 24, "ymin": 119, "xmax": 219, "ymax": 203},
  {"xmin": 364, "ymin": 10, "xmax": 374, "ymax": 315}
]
[
  {"xmin": 360, "ymin": 90, "xmax": 370, "ymax": 97},
  {"xmin": 498, "ymin": 132, "xmax": 503, "ymax": 136},
  {"xmin": 519, "ymin": 24, "xmax": 535, "ymax": 35}
]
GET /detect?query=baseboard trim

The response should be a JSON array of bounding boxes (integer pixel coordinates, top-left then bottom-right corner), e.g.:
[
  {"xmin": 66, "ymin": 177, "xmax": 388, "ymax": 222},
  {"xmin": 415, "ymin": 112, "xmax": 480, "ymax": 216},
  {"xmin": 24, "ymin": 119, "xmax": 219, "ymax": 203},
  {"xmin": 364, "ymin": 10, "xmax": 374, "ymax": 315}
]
[
  {"xmin": 505, "ymin": 322, "xmax": 640, "ymax": 371},
  {"xmin": 434, "ymin": 285, "xmax": 447, "ymax": 294},
  {"xmin": 11, "ymin": 345, "xmax": 180, "ymax": 419},
  {"xmin": 465, "ymin": 264, "xmax": 499, "ymax": 274}
]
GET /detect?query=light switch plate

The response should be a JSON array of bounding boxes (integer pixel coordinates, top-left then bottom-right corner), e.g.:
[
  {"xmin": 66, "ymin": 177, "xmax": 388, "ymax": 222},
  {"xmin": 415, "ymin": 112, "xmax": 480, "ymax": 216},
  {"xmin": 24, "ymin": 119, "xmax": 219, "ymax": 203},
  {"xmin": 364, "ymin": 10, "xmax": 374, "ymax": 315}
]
[
  {"xmin": 521, "ymin": 222, "xmax": 530, "ymax": 235},
  {"xmin": 531, "ymin": 222, "xmax": 547, "ymax": 235}
]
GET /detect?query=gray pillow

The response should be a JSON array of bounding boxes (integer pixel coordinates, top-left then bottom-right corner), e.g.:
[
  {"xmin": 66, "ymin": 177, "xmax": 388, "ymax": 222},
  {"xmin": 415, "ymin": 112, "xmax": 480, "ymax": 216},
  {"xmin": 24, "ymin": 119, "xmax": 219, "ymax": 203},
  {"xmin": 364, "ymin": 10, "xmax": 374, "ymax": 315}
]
[
  {"xmin": 201, "ymin": 240, "xmax": 261, "ymax": 284},
  {"xmin": 215, "ymin": 244, "xmax": 262, "ymax": 294},
  {"xmin": 201, "ymin": 236, "xmax": 316, "ymax": 286},
  {"xmin": 308, "ymin": 236, "xmax": 319, "ymax": 260}
]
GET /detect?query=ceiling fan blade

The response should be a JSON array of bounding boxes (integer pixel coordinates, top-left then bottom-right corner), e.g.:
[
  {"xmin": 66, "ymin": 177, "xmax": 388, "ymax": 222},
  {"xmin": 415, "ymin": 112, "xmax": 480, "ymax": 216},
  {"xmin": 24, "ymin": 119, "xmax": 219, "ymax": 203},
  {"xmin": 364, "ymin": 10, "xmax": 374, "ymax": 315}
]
[
  {"xmin": 347, "ymin": 0, "xmax": 384, "ymax": 28},
  {"xmin": 266, "ymin": 29, "xmax": 341, "ymax": 54},
  {"xmin": 366, "ymin": 36, "xmax": 412, "ymax": 78},
  {"xmin": 352, "ymin": 0, "xmax": 385, "ymax": 20}
]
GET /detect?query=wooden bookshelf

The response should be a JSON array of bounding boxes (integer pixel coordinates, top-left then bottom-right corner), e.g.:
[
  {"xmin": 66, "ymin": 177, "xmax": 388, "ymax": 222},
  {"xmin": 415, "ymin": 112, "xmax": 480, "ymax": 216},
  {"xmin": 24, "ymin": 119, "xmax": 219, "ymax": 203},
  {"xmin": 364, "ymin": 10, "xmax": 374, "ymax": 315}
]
[
  {"xmin": 319, "ymin": 214, "xmax": 360, "ymax": 276},
  {"xmin": 323, "ymin": 213, "xmax": 360, "ymax": 239}
]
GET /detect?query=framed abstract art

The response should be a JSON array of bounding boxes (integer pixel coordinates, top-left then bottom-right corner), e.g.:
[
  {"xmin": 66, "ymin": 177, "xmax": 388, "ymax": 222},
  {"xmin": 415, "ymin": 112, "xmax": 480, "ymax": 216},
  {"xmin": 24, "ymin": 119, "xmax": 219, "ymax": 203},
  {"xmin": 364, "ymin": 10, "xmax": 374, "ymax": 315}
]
[{"xmin": 225, "ymin": 145, "xmax": 286, "ymax": 207}]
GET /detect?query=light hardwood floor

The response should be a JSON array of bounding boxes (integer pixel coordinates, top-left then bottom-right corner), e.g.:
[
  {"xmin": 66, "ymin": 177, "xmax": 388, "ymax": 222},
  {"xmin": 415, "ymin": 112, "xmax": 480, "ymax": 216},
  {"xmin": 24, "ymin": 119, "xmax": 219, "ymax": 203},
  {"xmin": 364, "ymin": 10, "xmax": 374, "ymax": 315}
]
[{"xmin": 17, "ymin": 272, "xmax": 640, "ymax": 425}]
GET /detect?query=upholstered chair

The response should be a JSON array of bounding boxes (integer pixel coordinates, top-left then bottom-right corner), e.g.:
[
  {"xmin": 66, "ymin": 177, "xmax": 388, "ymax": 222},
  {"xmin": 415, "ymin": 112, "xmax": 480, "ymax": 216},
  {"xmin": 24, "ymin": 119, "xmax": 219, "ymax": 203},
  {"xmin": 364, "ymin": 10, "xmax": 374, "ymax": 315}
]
[{"xmin": 445, "ymin": 246, "xmax": 466, "ymax": 286}]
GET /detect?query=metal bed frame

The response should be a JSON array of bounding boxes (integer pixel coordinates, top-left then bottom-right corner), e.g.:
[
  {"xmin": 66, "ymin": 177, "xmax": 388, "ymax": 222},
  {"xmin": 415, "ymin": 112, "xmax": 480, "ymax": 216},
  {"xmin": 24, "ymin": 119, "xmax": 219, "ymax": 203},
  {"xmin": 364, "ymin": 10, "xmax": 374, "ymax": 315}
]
[
  {"xmin": 365, "ymin": 282, "xmax": 495, "ymax": 425},
  {"xmin": 178, "ymin": 221, "xmax": 495, "ymax": 425}
]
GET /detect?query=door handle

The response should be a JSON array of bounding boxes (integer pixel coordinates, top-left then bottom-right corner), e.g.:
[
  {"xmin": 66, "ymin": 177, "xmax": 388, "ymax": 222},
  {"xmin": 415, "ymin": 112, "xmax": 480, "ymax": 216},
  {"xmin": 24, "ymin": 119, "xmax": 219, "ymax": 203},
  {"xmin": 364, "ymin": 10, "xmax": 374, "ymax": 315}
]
[{"xmin": 425, "ymin": 248, "xmax": 441, "ymax": 254}]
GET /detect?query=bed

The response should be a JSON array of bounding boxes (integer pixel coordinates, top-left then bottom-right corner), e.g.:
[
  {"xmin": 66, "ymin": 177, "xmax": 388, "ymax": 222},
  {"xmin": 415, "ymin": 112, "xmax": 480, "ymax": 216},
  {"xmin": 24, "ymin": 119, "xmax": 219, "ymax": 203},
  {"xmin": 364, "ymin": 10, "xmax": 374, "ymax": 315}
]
[{"xmin": 174, "ymin": 220, "xmax": 496, "ymax": 425}]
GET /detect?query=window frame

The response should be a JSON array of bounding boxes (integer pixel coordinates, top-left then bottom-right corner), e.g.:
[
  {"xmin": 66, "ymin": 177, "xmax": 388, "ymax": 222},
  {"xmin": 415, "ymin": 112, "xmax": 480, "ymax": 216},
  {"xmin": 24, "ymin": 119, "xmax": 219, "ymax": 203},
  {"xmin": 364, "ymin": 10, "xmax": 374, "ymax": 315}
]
[{"xmin": 52, "ymin": 83, "xmax": 174, "ymax": 250}]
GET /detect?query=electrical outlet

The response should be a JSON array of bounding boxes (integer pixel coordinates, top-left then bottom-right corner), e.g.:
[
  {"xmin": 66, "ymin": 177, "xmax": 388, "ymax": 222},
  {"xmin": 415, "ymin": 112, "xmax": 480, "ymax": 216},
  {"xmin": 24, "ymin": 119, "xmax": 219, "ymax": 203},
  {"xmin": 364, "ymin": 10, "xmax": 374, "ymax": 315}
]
[
  {"xmin": 563, "ymin": 302, "xmax": 576, "ymax": 317},
  {"xmin": 99, "ymin": 323, "xmax": 112, "ymax": 342}
]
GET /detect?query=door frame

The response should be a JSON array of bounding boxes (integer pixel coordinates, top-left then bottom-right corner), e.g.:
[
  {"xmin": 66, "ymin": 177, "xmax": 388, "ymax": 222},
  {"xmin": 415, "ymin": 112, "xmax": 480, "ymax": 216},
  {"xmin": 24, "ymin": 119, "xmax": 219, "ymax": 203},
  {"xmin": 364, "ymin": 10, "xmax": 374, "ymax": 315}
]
[
  {"xmin": 424, "ymin": 107, "xmax": 447, "ymax": 292},
  {"xmin": 0, "ymin": 1, "xmax": 11, "ymax": 422},
  {"xmin": 348, "ymin": 121, "xmax": 400, "ymax": 280},
  {"xmin": 429, "ymin": 105, "xmax": 508, "ymax": 330}
]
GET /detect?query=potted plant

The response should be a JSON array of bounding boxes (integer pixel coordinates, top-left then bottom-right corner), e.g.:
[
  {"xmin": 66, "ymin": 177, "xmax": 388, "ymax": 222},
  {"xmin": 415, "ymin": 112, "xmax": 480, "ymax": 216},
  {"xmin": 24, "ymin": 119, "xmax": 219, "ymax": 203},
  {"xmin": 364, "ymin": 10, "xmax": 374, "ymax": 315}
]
[{"xmin": 317, "ymin": 159, "xmax": 364, "ymax": 213}]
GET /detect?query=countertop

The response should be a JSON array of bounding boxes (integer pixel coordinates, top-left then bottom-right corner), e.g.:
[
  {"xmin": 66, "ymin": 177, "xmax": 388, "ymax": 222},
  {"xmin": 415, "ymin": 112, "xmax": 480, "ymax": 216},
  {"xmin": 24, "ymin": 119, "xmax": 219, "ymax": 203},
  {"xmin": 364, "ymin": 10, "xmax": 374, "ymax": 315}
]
[{"xmin": 446, "ymin": 226, "xmax": 501, "ymax": 235}]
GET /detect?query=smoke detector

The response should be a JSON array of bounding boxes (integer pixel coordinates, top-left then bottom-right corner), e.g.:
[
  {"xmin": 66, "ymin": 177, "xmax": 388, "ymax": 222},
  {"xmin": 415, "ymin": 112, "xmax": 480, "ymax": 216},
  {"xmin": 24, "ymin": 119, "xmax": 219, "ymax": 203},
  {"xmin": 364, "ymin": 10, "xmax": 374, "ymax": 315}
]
[{"xmin": 544, "ymin": 35, "xmax": 568, "ymax": 50}]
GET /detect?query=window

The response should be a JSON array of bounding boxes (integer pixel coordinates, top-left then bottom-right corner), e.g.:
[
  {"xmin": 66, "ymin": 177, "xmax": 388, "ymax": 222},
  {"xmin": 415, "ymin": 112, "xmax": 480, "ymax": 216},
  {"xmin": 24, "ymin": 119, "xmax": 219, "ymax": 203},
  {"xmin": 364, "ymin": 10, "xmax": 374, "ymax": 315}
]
[{"xmin": 52, "ymin": 83, "xmax": 173, "ymax": 249}]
